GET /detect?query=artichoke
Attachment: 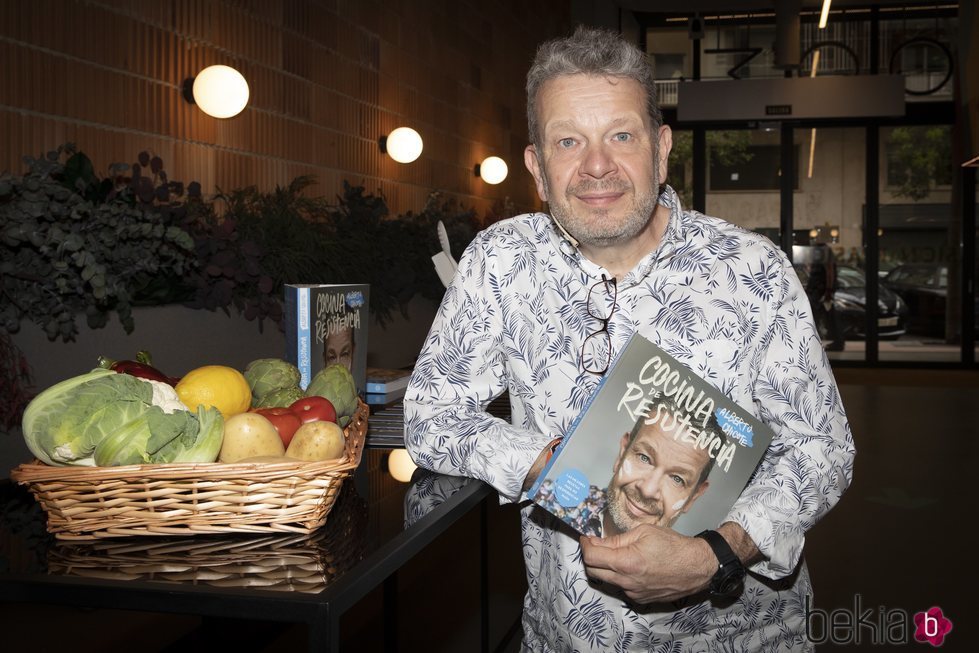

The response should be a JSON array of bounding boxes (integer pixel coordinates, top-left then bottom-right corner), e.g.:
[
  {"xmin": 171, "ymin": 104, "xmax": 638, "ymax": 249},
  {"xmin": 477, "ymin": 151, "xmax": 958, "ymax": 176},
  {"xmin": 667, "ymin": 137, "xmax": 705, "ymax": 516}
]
[
  {"xmin": 306, "ymin": 364, "xmax": 358, "ymax": 427},
  {"xmin": 252, "ymin": 385, "xmax": 305, "ymax": 409},
  {"xmin": 244, "ymin": 358, "xmax": 301, "ymax": 405}
]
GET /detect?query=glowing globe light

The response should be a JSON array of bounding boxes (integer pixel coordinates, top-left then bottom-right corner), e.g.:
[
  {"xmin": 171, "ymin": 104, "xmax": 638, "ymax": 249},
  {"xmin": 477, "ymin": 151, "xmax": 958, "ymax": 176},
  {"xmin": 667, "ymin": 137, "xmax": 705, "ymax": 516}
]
[
  {"xmin": 477, "ymin": 156, "xmax": 508, "ymax": 184},
  {"xmin": 192, "ymin": 65, "xmax": 250, "ymax": 119},
  {"xmin": 383, "ymin": 127, "xmax": 424, "ymax": 164}
]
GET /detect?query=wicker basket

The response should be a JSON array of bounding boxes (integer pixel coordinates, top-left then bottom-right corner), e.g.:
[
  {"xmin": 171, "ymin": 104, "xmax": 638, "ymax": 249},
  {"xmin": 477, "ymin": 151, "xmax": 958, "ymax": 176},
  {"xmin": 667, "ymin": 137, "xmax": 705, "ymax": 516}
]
[
  {"xmin": 45, "ymin": 482, "xmax": 369, "ymax": 592},
  {"xmin": 10, "ymin": 400, "xmax": 369, "ymax": 541}
]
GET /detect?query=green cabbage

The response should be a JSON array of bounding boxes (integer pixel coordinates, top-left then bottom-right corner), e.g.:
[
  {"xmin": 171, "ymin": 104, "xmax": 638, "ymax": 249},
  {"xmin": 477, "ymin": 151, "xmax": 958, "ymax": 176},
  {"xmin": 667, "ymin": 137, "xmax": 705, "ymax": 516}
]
[
  {"xmin": 305, "ymin": 364, "xmax": 358, "ymax": 427},
  {"xmin": 94, "ymin": 406, "xmax": 223, "ymax": 466},
  {"xmin": 22, "ymin": 369, "xmax": 224, "ymax": 466},
  {"xmin": 244, "ymin": 358, "xmax": 301, "ymax": 404}
]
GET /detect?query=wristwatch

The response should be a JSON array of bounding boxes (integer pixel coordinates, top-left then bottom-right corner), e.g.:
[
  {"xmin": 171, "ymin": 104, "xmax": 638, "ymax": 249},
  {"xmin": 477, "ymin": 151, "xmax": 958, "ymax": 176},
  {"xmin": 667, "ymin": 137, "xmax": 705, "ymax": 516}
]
[{"xmin": 695, "ymin": 529, "xmax": 746, "ymax": 597}]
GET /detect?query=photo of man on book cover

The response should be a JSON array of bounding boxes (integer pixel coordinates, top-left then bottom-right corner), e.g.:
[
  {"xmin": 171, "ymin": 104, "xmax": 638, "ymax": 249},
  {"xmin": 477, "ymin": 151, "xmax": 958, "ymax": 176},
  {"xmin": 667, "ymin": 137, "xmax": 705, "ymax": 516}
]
[
  {"xmin": 285, "ymin": 283, "xmax": 369, "ymax": 396},
  {"xmin": 535, "ymin": 392, "xmax": 725, "ymax": 537},
  {"xmin": 317, "ymin": 288, "xmax": 366, "ymax": 391}
]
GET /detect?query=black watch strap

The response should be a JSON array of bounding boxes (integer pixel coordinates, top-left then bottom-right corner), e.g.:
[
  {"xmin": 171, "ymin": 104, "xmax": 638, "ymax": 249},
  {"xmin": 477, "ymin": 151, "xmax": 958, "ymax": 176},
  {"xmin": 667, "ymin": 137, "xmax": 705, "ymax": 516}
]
[{"xmin": 695, "ymin": 529, "xmax": 746, "ymax": 597}]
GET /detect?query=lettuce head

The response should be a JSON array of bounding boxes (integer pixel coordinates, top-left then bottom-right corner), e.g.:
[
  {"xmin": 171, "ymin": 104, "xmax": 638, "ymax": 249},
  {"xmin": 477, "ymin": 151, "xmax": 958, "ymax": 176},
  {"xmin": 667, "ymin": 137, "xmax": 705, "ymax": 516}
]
[{"xmin": 22, "ymin": 369, "xmax": 224, "ymax": 466}]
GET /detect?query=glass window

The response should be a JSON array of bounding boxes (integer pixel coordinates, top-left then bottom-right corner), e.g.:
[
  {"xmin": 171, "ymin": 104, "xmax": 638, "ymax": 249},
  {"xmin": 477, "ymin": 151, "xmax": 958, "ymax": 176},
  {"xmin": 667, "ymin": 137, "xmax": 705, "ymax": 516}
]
[
  {"xmin": 885, "ymin": 126, "xmax": 953, "ymax": 190},
  {"xmin": 879, "ymin": 124, "xmax": 957, "ymax": 362},
  {"xmin": 709, "ymin": 143, "xmax": 799, "ymax": 192},
  {"xmin": 646, "ymin": 27, "xmax": 693, "ymax": 79},
  {"xmin": 704, "ymin": 129, "xmax": 781, "ymax": 236},
  {"xmin": 667, "ymin": 130, "xmax": 693, "ymax": 208},
  {"xmin": 652, "ymin": 53, "xmax": 685, "ymax": 79},
  {"xmin": 974, "ymin": 179, "xmax": 978, "ymax": 361},
  {"xmin": 793, "ymin": 127, "xmax": 867, "ymax": 360},
  {"xmin": 700, "ymin": 24, "xmax": 779, "ymax": 80},
  {"xmin": 879, "ymin": 16, "xmax": 956, "ymax": 99}
]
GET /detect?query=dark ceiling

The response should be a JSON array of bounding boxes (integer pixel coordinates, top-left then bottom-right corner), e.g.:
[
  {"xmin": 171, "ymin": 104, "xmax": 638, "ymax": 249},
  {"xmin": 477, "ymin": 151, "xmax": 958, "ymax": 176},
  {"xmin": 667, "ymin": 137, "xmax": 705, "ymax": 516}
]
[{"xmin": 617, "ymin": 1, "xmax": 955, "ymax": 13}]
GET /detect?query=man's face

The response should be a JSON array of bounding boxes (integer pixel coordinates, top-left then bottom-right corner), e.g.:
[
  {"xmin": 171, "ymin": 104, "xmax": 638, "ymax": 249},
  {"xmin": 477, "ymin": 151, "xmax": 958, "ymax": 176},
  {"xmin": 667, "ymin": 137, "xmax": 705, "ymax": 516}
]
[
  {"xmin": 325, "ymin": 327, "xmax": 354, "ymax": 372},
  {"xmin": 524, "ymin": 74, "xmax": 672, "ymax": 250},
  {"xmin": 605, "ymin": 418, "xmax": 711, "ymax": 534}
]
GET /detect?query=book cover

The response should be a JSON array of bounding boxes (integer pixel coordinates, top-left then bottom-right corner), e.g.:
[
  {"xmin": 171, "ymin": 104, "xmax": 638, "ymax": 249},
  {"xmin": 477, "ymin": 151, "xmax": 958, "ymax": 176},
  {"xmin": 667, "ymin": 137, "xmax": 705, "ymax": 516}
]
[
  {"xmin": 366, "ymin": 368, "xmax": 413, "ymax": 393},
  {"xmin": 284, "ymin": 284, "xmax": 369, "ymax": 396},
  {"xmin": 526, "ymin": 332, "xmax": 774, "ymax": 538}
]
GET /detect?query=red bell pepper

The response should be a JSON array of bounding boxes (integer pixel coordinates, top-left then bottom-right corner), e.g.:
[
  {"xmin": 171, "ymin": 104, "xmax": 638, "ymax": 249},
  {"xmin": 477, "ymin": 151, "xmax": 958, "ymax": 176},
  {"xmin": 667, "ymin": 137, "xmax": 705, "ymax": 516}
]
[{"xmin": 98, "ymin": 350, "xmax": 180, "ymax": 386}]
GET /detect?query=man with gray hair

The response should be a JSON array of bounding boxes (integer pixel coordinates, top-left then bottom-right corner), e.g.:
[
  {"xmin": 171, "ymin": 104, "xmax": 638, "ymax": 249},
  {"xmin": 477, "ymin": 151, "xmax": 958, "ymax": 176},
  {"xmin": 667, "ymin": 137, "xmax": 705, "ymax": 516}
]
[{"xmin": 406, "ymin": 25, "xmax": 854, "ymax": 651}]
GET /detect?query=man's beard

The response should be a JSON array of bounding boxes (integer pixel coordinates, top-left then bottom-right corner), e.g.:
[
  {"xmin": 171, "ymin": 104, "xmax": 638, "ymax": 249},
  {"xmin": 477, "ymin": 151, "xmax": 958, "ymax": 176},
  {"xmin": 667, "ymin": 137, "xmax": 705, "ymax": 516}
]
[
  {"xmin": 605, "ymin": 483, "xmax": 665, "ymax": 532},
  {"xmin": 541, "ymin": 149, "xmax": 660, "ymax": 249}
]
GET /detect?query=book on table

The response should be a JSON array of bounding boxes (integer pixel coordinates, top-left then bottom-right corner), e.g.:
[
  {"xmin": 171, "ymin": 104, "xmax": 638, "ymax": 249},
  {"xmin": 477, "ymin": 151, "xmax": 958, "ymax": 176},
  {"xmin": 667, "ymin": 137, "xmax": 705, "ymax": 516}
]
[
  {"xmin": 364, "ymin": 390, "xmax": 406, "ymax": 406},
  {"xmin": 284, "ymin": 284, "xmax": 369, "ymax": 396},
  {"xmin": 366, "ymin": 367, "xmax": 413, "ymax": 394},
  {"xmin": 526, "ymin": 332, "xmax": 774, "ymax": 538}
]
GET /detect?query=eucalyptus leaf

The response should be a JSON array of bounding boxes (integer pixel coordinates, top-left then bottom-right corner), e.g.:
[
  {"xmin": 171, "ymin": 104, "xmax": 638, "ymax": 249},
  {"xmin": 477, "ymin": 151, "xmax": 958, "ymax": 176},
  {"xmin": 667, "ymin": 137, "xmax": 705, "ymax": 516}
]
[{"xmin": 0, "ymin": 143, "xmax": 199, "ymax": 344}]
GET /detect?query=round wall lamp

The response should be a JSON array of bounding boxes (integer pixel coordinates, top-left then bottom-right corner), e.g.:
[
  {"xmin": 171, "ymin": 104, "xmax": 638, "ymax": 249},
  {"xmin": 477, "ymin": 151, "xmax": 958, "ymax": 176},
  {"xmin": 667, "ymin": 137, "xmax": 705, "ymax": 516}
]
[
  {"xmin": 182, "ymin": 65, "xmax": 250, "ymax": 118},
  {"xmin": 379, "ymin": 127, "xmax": 423, "ymax": 164},
  {"xmin": 475, "ymin": 156, "xmax": 508, "ymax": 184}
]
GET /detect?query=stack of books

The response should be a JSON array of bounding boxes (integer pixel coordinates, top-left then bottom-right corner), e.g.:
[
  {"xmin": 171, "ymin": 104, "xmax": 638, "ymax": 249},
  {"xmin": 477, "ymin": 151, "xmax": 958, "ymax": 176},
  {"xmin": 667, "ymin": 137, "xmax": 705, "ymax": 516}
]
[
  {"xmin": 364, "ymin": 368, "xmax": 413, "ymax": 405},
  {"xmin": 366, "ymin": 392, "xmax": 511, "ymax": 448}
]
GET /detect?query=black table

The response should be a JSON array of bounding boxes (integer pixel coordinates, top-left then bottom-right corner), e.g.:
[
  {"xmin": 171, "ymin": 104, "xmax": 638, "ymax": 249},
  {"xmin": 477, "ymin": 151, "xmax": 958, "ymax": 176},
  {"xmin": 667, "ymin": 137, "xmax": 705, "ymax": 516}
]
[{"xmin": 0, "ymin": 449, "xmax": 496, "ymax": 652}]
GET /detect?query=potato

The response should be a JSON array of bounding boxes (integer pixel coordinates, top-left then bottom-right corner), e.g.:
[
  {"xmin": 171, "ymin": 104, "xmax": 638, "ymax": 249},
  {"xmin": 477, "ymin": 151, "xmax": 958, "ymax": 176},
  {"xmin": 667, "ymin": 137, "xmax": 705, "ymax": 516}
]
[
  {"xmin": 219, "ymin": 413, "xmax": 285, "ymax": 463},
  {"xmin": 286, "ymin": 421, "xmax": 346, "ymax": 462}
]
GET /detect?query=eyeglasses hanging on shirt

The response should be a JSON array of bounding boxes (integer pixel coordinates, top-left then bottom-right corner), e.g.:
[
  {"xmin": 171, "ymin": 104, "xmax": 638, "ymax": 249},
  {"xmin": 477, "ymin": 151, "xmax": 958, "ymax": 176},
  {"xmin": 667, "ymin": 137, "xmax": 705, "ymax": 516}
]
[{"xmin": 580, "ymin": 275, "xmax": 618, "ymax": 375}]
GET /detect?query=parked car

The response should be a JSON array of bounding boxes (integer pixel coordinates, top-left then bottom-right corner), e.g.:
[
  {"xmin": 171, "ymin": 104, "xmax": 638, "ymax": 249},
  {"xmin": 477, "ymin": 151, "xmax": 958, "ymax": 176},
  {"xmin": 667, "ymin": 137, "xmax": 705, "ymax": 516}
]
[
  {"xmin": 795, "ymin": 264, "xmax": 908, "ymax": 340},
  {"xmin": 882, "ymin": 263, "xmax": 979, "ymax": 337}
]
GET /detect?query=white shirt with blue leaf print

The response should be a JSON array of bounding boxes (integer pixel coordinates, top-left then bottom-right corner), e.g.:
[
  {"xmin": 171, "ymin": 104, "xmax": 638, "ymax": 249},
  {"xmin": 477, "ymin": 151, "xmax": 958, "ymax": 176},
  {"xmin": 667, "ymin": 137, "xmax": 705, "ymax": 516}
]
[{"xmin": 405, "ymin": 185, "xmax": 855, "ymax": 652}]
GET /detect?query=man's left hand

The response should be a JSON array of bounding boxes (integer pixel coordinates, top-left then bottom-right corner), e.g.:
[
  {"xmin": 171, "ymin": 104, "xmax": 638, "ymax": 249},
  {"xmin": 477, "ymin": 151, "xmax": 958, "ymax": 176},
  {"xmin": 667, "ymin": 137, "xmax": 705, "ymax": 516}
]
[{"xmin": 580, "ymin": 523, "xmax": 715, "ymax": 604}]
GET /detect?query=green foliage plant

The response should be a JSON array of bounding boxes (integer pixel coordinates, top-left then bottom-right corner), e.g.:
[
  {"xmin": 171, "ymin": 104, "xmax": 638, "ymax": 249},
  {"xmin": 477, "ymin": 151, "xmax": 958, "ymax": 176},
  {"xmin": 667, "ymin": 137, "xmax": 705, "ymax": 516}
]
[
  {"xmin": 667, "ymin": 131, "xmax": 754, "ymax": 206},
  {"xmin": 886, "ymin": 126, "xmax": 953, "ymax": 201},
  {"xmin": 326, "ymin": 183, "xmax": 480, "ymax": 324},
  {"xmin": 0, "ymin": 144, "xmax": 198, "ymax": 342},
  {"xmin": 185, "ymin": 179, "xmax": 482, "ymax": 330},
  {"xmin": 0, "ymin": 331, "xmax": 33, "ymax": 431},
  {"xmin": 181, "ymin": 176, "xmax": 364, "ymax": 328}
]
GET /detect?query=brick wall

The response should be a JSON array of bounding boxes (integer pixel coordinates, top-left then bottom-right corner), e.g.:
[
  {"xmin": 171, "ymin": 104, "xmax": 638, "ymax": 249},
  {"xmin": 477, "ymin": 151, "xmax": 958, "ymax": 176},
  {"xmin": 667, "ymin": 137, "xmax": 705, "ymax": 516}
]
[{"xmin": 0, "ymin": 0, "xmax": 571, "ymax": 216}]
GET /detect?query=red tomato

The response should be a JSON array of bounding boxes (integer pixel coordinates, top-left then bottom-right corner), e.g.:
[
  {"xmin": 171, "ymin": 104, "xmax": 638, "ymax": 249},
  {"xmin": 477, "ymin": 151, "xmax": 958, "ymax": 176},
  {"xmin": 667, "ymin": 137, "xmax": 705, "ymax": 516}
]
[
  {"xmin": 289, "ymin": 396, "xmax": 337, "ymax": 424},
  {"xmin": 253, "ymin": 407, "xmax": 303, "ymax": 448}
]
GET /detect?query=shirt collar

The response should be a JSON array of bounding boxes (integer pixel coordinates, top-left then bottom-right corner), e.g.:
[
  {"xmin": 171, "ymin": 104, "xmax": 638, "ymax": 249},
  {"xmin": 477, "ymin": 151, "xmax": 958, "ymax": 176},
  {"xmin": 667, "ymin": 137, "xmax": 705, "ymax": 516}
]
[{"xmin": 544, "ymin": 184, "xmax": 687, "ymax": 283}]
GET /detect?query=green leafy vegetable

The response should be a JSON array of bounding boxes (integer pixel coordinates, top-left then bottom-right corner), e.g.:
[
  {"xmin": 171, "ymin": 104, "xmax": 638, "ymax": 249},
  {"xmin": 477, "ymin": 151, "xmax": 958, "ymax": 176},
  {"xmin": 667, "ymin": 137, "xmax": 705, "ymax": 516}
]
[
  {"xmin": 243, "ymin": 358, "xmax": 301, "ymax": 404},
  {"xmin": 305, "ymin": 364, "xmax": 357, "ymax": 428},
  {"xmin": 22, "ymin": 369, "xmax": 223, "ymax": 466},
  {"xmin": 253, "ymin": 385, "xmax": 304, "ymax": 409}
]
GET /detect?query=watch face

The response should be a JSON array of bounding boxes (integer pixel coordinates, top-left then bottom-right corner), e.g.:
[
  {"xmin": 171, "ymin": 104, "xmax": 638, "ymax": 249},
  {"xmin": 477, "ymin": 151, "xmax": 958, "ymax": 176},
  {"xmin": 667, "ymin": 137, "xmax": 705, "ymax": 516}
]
[
  {"xmin": 697, "ymin": 531, "xmax": 746, "ymax": 597},
  {"xmin": 713, "ymin": 565, "xmax": 746, "ymax": 596},
  {"xmin": 717, "ymin": 574, "xmax": 743, "ymax": 596}
]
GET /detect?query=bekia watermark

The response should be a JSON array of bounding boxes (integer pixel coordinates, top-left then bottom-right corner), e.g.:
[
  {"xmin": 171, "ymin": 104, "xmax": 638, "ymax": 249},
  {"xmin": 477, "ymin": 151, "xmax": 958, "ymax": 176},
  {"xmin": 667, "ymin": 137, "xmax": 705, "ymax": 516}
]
[{"xmin": 806, "ymin": 594, "xmax": 953, "ymax": 647}]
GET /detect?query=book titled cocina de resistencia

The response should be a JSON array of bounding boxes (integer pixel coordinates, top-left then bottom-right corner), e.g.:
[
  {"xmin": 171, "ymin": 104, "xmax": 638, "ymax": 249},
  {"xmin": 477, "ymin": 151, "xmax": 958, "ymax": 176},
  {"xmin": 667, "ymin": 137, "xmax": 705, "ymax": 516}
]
[
  {"xmin": 526, "ymin": 332, "xmax": 774, "ymax": 537},
  {"xmin": 284, "ymin": 284, "xmax": 369, "ymax": 396}
]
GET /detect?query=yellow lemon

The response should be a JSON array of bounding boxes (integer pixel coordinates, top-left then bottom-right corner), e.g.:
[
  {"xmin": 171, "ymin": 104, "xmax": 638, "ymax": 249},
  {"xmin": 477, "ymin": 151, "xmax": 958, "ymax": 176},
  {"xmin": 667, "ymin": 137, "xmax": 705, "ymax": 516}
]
[{"xmin": 175, "ymin": 365, "xmax": 252, "ymax": 419}]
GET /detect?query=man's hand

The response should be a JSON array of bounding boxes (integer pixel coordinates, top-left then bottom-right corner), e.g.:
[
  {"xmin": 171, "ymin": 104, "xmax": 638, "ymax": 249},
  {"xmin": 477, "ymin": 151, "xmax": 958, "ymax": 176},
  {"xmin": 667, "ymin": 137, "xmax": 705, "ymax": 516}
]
[
  {"xmin": 580, "ymin": 523, "xmax": 715, "ymax": 604},
  {"xmin": 581, "ymin": 521, "xmax": 761, "ymax": 604}
]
